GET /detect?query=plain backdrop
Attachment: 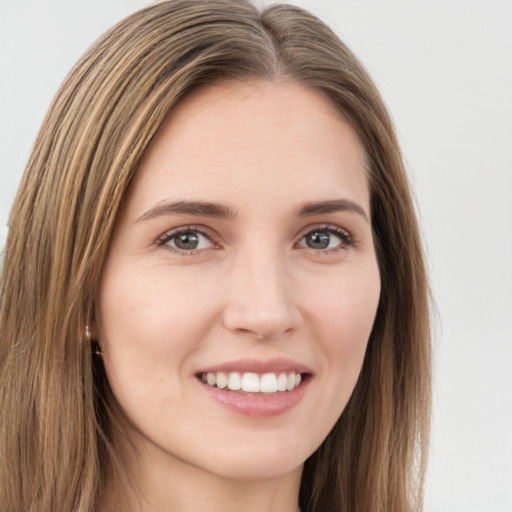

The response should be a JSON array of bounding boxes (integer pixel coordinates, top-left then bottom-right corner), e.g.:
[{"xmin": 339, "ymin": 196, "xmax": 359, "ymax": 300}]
[{"xmin": 1, "ymin": 1, "xmax": 511, "ymax": 511}]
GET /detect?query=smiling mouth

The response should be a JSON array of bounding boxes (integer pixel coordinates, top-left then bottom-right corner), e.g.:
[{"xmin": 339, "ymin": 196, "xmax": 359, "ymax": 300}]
[{"xmin": 198, "ymin": 371, "xmax": 305, "ymax": 393}]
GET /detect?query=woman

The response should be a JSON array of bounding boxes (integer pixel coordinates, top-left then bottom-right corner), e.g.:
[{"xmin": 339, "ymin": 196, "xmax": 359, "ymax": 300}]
[{"xmin": 0, "ymin": 1, "xmax": 431, "ymax": 511}]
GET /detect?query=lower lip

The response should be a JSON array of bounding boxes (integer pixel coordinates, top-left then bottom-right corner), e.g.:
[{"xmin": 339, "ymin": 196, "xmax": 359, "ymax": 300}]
[{"xmin": 199, "ymin": 378, "xmax": 309, "ymax": 418}]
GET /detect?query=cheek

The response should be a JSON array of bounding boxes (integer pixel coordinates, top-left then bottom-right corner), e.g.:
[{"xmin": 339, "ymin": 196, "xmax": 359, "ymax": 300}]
[
  {"xmin": 293, "ymin": 264, "xmax": 380, "ymax": 446},
  {"xmin": 309, "ymin": 265, "xmax": 380, "ymax": 337},
  {"xmin": 95, "ymin": 262, "xmax": 225, "ymax": 401},
  {"xmin": 303, "ymin": 263, "xmax": 380, "ymax": 379},
  {"xmin": 95, "ymin": 266, "xmax": 203, "ymax": 415},
  {"xmin": 98, "ymin": 263, "xmax": 212, "ymax": 347}
]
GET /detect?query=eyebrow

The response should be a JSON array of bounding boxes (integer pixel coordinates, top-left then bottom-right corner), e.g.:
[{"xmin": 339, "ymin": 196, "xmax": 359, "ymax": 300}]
[
  {"xmin": 136, "ymin": 198, "xmax": 369, "ymax": 223},
  {"xmin": 136, "ymin": 200, "xmax": 236, "ymax": 223},
  {"xmin": 297, "ymin": 199, "xmax": 369, "ymax": 222}
]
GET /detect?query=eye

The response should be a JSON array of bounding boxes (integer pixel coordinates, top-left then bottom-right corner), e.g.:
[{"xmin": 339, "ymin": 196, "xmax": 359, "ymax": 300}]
[
  {"xmin": 297, "ymin": 226, "xmax": 352, "ymax": 251},
  {"xmin": 158, "ymin": 228, "xmax": 215, "ymax": 254}
]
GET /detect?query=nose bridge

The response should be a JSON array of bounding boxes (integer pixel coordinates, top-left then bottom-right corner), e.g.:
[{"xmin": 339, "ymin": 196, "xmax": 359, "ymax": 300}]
[{"xmin": 223, "ymin": 240, "xmax": 299, "ymax": 338}]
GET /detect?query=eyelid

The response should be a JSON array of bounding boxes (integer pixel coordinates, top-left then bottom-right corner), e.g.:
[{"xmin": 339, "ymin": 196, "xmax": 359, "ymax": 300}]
[
  {"xmin": 156, "ymin": 224, "xmax": 220, "ymax": 254},
  {"xmin": 295, "ymin": 223, "xmax": 354, "ymax": 250},
  {"xmin": 155, "ymin": 222, "xmax": 355, "ymax": 256}
]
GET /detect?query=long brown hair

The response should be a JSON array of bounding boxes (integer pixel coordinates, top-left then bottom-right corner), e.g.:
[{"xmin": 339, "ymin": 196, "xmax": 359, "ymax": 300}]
[{"xmin": 0, "ymin": 1, "xmax": 431, "ymax": 511}]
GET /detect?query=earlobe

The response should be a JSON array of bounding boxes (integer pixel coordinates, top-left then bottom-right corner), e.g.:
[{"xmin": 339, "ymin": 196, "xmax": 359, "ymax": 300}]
[
  {"xmin": 86, "ymin": 308, "xmax": 100, "ymax": 340},
  {"xmin": 85, "ymin": 323, "xmax": 99, "ymax": 340},
  {"xmin": 85, "ymin": 324, "xmax": 102, "ymax": 355}
]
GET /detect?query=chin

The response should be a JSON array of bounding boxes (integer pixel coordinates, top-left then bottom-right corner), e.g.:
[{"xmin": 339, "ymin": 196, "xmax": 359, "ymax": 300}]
[
  {"xmin": 191, "ymin": 434, "xmax": 312, "ymax": 482},
  {"xmin": 206, "ymin": 456, "xmax": 304, "ymax": 482}
]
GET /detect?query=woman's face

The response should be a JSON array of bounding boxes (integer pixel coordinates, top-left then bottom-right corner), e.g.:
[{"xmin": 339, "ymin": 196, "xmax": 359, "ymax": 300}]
[{"xmin": 96, "ymin": 81, "xmax": 380, "ymax": 484}]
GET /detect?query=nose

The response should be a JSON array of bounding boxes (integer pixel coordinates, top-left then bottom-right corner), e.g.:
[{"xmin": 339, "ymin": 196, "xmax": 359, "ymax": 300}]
[{"xmin": 222, "ymin": 248, "xmax": 301, "ymax": 340}]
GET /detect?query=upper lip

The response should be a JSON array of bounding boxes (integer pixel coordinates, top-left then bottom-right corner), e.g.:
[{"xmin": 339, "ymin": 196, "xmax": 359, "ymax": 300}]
[{"xmin": 197, "ymin": 358, "xmax": 312, "ymax": 375}]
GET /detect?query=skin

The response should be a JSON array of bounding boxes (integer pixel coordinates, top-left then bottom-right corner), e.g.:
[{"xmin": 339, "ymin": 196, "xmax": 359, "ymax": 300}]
[{"xmin": 96, "ymin": 80, "xmax": 381, "ymax": 512}]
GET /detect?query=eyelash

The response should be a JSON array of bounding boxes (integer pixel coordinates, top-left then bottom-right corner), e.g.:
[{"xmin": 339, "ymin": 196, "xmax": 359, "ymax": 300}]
[
  {"xmin": 156, "ymin": 224, "xmax": 354, "ymax": 256},
  {"xmin": 157, "ymin": 226, "xmax": 217, "ymax": 255},
  {"xmin": 296, "ymin": 224, "xmax": 354, "ymax": 253}
]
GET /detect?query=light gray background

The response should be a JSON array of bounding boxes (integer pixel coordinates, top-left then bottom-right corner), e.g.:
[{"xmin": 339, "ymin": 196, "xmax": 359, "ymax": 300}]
[{"xmin": 1, "ymin": 1, "xmax": 511, "ymax": 511}]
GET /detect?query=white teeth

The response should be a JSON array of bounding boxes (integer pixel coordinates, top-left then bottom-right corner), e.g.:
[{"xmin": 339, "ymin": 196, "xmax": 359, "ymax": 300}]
[
  {"xmin": 216, "ymin": 372, "xmax": 228, "ymax": 389},
  {"xmin": 277, "ymin": 373, "xmax": 288, "ymax": 391},
  {"xmin": 241, "ymin": 372, "xmax": 260, "ymax": 392},
  {"xmin": 228, "ymin": 372, "xmax": 242, "ymax": 391},
  {"xmin": 202, "ymin": 371, "xmax": 303, "ymax": 393},
  {"xmin": 260, "ymin": 373, "xmax": 278, "ymax": 393}
]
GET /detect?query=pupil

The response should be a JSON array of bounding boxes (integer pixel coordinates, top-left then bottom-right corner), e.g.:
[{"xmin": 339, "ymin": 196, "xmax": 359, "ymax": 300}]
[
  {"xmin": 175, "ymin": 232, "xmax": 199, "ymax": 250},
  {"xmin": 307, "ymin": 231, "xmax": 330, "ymax": 249}
]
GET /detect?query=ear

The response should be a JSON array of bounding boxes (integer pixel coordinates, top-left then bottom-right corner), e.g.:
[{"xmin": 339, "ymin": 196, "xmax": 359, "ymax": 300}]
[
  {"xmin": 86, "ymin": 308, "xmax": 100, "ymax": 341},
  {"xmin": 87, "ymin": 321, "xmax": 100, "ymax": 341}
]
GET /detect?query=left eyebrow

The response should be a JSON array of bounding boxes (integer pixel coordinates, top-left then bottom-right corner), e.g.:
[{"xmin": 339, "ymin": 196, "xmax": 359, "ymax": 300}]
[{"xmin": 296, "ymin": 199, "xmax": 369, "ymax": 222}]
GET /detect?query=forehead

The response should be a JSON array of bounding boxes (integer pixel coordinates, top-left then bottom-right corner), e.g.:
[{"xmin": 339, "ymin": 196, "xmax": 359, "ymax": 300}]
[{"xmin": 126, "ymin": 80, "xmax": 369, "ymax": 216}]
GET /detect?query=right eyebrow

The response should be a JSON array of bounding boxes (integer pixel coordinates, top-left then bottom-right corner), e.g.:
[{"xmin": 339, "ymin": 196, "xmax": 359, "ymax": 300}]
[{"xmin": 136, "ymin": 200, "xmax": 236, "ymax": 223}]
